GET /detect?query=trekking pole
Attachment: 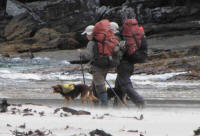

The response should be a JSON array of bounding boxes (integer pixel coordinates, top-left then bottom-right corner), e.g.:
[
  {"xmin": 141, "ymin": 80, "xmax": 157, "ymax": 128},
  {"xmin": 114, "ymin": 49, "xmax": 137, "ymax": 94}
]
[
  {"xmin": 105, "ymin": 79, "xmax": 129, "ymax": 108},
  {"xmin": 80, "ymin": 56, "xmax": 86, "ymax": 85}
]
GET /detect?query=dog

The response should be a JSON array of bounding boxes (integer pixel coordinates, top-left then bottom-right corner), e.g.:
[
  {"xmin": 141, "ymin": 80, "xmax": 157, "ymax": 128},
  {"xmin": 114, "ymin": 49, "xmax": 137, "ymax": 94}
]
[
  {"xmin": 52, "ymin": 83, "xmax": 98, "ymax": 106},
  {"xmin": 91, "ymin": 84, "xmax": 128, "ymax": 107},
  {"xmin": 106, "ymin": 87, "xmax": 128, "ymax": 107}
]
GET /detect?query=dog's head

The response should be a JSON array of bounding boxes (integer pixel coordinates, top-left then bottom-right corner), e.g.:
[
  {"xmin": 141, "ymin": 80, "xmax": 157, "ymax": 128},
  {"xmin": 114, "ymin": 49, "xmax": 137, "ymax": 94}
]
[
  {"xmin": 52, "ymin": 85, "xmax": 62, "ymax": 93},
  {"xmin": 52, "ymin": 83, "xmax": 75, "ymax": 94}
]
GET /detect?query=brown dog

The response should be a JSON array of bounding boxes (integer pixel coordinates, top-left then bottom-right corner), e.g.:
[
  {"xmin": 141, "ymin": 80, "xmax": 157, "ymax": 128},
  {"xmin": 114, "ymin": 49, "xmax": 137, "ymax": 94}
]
[{"xmin": 52, "ymin": 83, "xmax": 98, "ymax": 106}]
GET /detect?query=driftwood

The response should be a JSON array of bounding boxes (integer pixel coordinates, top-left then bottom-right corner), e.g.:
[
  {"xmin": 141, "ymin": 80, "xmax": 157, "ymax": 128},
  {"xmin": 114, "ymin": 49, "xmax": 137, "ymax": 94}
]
[
  {"xmin": 62, "ymin": 107, "xmax": 91, "ymax": 115},
  {"xmin": 69, "ymin": 60, "xmax": 90, "ymax": 64},
  {"xmin": 10, "ymin": 129, "xmax": 52, "ymax": 136}
]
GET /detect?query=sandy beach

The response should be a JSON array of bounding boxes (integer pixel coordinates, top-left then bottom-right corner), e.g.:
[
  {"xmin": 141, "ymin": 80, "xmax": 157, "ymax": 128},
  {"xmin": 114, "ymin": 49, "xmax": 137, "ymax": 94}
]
[
  {"xmin": 1, "ymin": 35, "xmax": 200, "ymax": 136},
  {"xmin": 1, "ymin": 102, "xmax": 200, "ymax": 136}
]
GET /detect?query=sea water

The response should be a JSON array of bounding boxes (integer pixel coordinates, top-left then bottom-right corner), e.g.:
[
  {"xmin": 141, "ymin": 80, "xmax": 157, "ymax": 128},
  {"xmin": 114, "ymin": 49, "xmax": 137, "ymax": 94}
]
[{"xmin": 0, "ymin": 56, "xmax": 200, "ymax": 101}]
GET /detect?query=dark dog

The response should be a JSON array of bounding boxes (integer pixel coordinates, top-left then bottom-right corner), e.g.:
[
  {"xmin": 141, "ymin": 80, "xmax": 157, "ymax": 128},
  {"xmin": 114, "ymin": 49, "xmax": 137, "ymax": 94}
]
[
  {"xmin": 91, "ymin": 84, "xmax": 128, "ymax": 107},
  {"xmin": 52, "ymin": 83, "xmax": 98, "ymax": 106},
  {"xmin": 107, "ymin": 88, "xmax": 128, "ymax": 107}
]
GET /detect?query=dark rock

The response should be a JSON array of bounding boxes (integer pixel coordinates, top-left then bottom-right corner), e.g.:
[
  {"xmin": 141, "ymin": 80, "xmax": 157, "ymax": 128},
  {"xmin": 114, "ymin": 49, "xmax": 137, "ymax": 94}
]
[
  {"xmin": 7, "ymin": 124, "xmax": 12, "ymax": 127},
  {"xmin": 19, "ymin": 123, "xmax": 26, "ymax": 129},
  {"xmin": 0, "ymin": 98, "xmax": 10, "ymax": 112},
  {"xmin": 19, "ymin": 51, "xmax": 34, "ymax": 59},
  {"xmin": 1, "ymin": 52, "xmax": 10, "ymax": 57},
  {"xmin": 10, "ymin": 129, "xmax": 52, "ymax": 136},
  {"xmin": 54, "ymin": 108, "xmax": 60, "ymax": 114},
  {"xmin": 0, "ymin": 0, "xmax": 7, "ymax": 17},
  {"xmin": 23, "ymin": 108, "xmax": 32, "ymax": 113},
  {"xmin": 39, "ymin": 111, "xmax": 45, "ymax": 116},
  {"xmin": 187, "ymin": 44, "xmax": 200, "ymax": 56},
  {"xmin": 89, "ymin": 129, "xmax": 112, "ymax": 136},
  {"xmin": 194, "ymin": 127, "xmax": 200, "ymax": 135},
  {"xmin": 4, "ymin": 12, "xmax": 39, "ymax": 41}
]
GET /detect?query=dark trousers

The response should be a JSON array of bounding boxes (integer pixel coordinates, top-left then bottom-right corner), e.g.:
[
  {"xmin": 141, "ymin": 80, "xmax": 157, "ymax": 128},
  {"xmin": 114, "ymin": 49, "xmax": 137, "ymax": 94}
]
[{"xmin": 115, "ymin": 60, "xmax": 144, "ymax": 106}]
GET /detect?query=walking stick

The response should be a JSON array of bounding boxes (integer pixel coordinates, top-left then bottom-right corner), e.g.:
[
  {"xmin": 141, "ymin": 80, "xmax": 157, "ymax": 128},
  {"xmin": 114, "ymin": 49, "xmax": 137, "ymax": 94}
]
[
  {"xmin": 80, "ymin": 56, "xmax": 86, "ymax": 85},
  {"xmin": 105, "ymin": 79, "xmax": 129, "ymax": 108}
]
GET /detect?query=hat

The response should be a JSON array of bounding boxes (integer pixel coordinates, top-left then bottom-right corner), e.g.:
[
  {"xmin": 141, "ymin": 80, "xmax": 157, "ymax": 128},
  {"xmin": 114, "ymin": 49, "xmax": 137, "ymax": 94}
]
[
  {"xmin": 81, "ymin": 25, "xmax": 94, "ymax": 35},
  {"xmin": 110, "ymin": 22, "xmax": 119, "ymax": 33}
]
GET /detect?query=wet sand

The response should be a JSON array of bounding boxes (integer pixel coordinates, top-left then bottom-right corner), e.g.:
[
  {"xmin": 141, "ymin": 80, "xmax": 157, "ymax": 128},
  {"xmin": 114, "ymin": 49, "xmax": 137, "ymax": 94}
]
[
  {"xmin": 32, "ymin": 34, "xmax": 200, "ymax": 61},
  {"xmin": 2, "ymin": 98, "xmax": 200, "ymax": 109}
]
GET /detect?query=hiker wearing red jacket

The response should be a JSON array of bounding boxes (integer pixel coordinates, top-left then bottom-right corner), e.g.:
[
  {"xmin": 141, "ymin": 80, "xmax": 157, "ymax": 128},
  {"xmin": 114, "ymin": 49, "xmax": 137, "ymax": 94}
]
[
  {"xmin": 78, "ymin": 25, "xmax": 109, "ymax": 106},
  {"xmin": 115, "ymin": 19, "xmax": 148, "ymax": 108}
]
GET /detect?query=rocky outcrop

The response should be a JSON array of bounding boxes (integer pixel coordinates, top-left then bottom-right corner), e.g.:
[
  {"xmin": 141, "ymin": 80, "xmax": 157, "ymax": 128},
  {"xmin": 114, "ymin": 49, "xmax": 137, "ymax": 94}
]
[
  {"xmin": 0, "ymin": 0, "xmax": 200, "ymax": 55},
  {"xmin": 4, "ymin": 13, "xmax": 39, "ymax": 41},
  {"xmin": 0, "ymin": 16, "xmax": 12, "ymax": 43},
  {"xmin": 133, "ymin": 41, "xmax": 200, "ymax": 79}
]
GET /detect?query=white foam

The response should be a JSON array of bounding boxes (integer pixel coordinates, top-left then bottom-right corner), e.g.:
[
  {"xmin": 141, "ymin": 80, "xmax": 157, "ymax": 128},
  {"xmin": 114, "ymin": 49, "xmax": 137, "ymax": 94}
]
[
  {"xmin": 59, "ymin": 60, "xmax": 70, "ymax": 65},
  {"xmin": 0, "ymin": 70, "xmax": 198, "ymax": 88},
  {"xmin": 134, "ymin": 80, "xmax": 200, "ymax": 87},
  {"xmin": 0, "ymin": 69, "xmax": 11, "ymax": 74},
  {"xmin": 0, "ymin": 72, "xmax": 42, "ymax": 80},
  {"xmin": 130, "ymin": 72, "xmax": 187, "ymax": 81},
  {"xmin": 0, "ymin": 93, "xmax": 9, "ymax": 98},
  {"xmin": 33, "ymin": 57, "xmax": 50, "ymax": 60},
  {"xmin": 12, "ymin": 57, "xmax": 21, "ymax": 61}
]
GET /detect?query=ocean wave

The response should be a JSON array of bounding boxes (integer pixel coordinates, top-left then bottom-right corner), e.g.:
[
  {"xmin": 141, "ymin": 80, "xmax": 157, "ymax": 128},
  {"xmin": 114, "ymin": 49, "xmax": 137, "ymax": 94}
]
[
  {"xmin": 0, "ymin": 70, "xmax": 189, "ymax": 83},
  {"xmin": 0, "ymin": 57, "xmax": 70, "ymax": 69},
  {"xmin": 0, "ymin": 93, "xmax": 9, "ymax": 98},
  {"xmin": 130, "ymin": 72, "xmax": 187, "ymax": 81}
]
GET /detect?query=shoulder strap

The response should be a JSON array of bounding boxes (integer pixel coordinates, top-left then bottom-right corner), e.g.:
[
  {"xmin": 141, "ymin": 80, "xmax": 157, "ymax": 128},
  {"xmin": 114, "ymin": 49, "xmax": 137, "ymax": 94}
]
[
  {"xmin": 102, "ymin": 34, "xmax": 106, "ymax": 56},
  {"xmin": 132, "ymin": 33, "xmax": 140, "ymax": 48}
]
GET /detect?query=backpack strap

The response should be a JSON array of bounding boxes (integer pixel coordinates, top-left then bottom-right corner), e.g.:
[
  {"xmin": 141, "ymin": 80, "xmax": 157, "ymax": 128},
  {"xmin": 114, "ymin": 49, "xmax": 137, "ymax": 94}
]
[
  {"xmin": 124, "ymin": 33, "xmax": 141, "ymax": 49},
  {"xmin": 93, "ymin": 34, "xmax": 107, "ymax": 60},
  {"xmin": 132, "ymin": 32, "xmax": 140, "ymax": 49},
  {"xmin": 102, "ymin": 34, "xmax": 106, "ymax": 56}
]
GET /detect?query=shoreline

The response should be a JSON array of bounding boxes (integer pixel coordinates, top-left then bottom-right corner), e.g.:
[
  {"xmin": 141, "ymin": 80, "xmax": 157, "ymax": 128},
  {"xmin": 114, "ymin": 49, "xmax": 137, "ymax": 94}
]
[{"xmin": 2, "ymin": 98, "xmax": 200, "ymax": 109}]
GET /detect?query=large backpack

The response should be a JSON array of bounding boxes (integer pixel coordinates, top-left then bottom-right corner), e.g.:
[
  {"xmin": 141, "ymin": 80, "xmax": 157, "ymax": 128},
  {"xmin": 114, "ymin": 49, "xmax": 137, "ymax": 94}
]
[
  {"xmin": 92, "ymin": 19, "xmax": 119, "ymax": 68},
  {"xmin": 122, "ymin": 19, "xmax": 147, "ymax": 63}
]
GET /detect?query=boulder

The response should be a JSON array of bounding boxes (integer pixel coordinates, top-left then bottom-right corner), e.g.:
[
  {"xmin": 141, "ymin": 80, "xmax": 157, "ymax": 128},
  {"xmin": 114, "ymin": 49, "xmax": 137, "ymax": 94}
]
[{"xmin": 4, "ymin": 12, "xmax": 39, "ymax": 41}]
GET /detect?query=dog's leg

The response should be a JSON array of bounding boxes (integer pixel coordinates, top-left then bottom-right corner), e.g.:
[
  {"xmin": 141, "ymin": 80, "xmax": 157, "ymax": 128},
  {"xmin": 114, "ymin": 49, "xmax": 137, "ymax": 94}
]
[
  {"xmin": 123, "ymin": 94, "xmax": 128, "ymax": 106},
  {"xmin": 81, "ymin": 97, "xmax": 85, "ymax": 106},
  {"xmin": 88, "ymin": 90, "xmax": 100, "ymax": 107},
  {"xmin": 80, "ymin": 91, "xmax": 88, "ymax": 106},
  {"xmin": 66, "ymin": 97, "xmax": 72, "ymax": 106},
  {"xmin": 81, "ymin": 94, "xmax": 88, "ymax": 106}
]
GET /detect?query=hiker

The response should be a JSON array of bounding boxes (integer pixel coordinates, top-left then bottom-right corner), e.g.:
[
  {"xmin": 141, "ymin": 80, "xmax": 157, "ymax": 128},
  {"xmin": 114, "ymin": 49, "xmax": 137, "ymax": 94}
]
[
  {"xmin": 115, "ymin": 19, "xmax": 148, "ymax": 108},
  {"xmin": 78, "ymin": 20, "xmax": 119, "ymax": 107}
]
